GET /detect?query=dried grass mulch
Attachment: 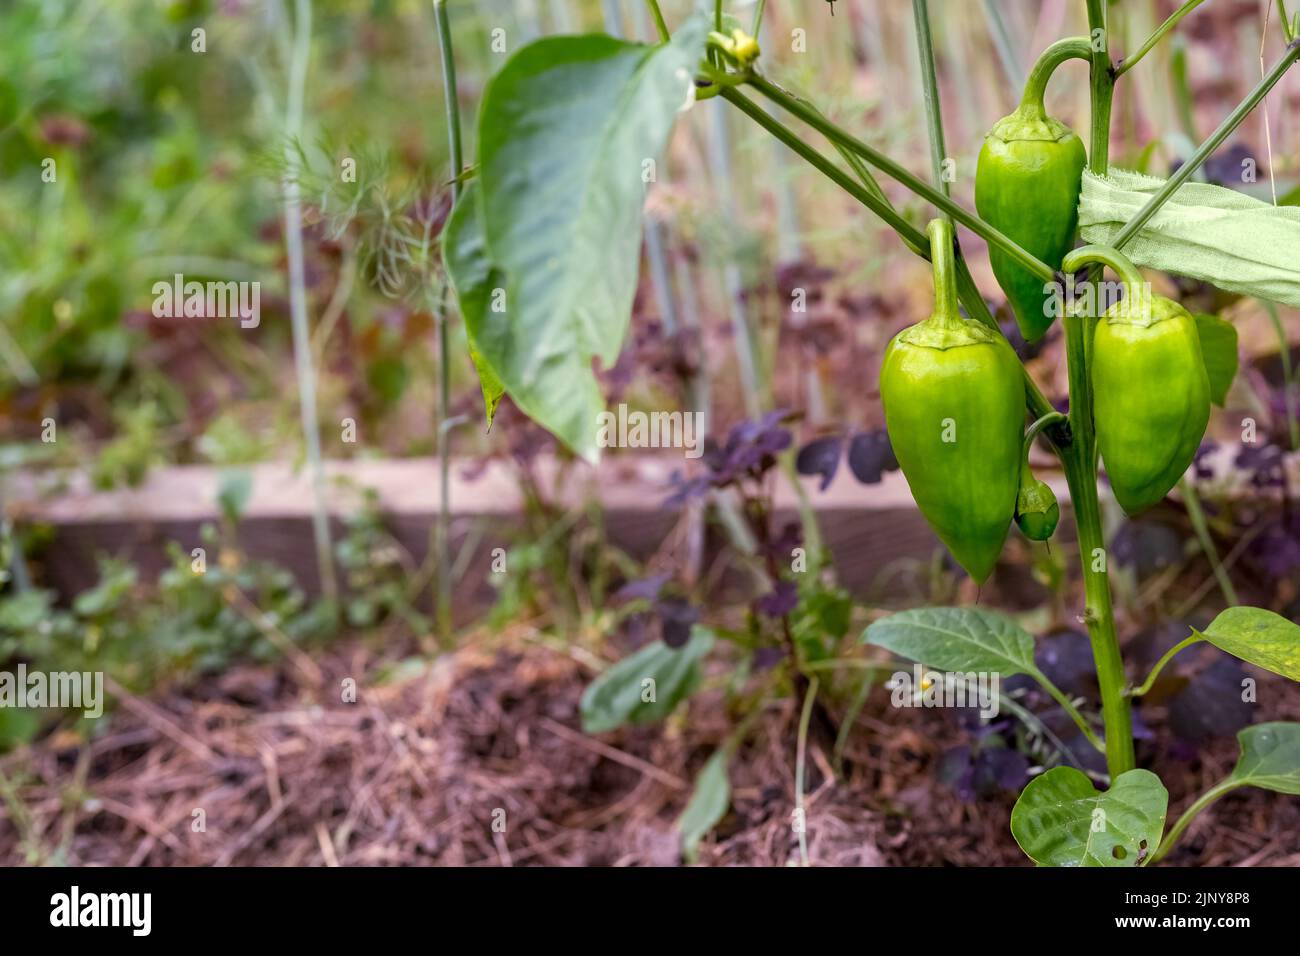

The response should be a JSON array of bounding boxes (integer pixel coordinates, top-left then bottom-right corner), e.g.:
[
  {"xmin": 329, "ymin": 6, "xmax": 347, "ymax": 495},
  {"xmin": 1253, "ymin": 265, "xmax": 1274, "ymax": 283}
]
[{"xmin": 2, "ymin": 638, "xmax": 1299, "ymax": 867}]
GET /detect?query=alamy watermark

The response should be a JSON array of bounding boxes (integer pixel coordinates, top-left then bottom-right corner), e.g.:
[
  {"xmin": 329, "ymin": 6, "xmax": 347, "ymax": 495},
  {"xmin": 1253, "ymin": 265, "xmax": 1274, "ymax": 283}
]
[
  {"xmin": 595, "ymin": 403, "xmax": 705, "ymax": 458},
  {"xmin": 1043, "ymin": 275, "xmax": 1152, "ymax": 320},
  {"xmin": 152, "ymin": 273, "xmax": 260, "ymax": 328},
  {"xmin": 50, "ymin": 886, "xmax": 150, "ymax": 936},
  {"xmin": 888, "ymin": 663, "xmax": 1000, "ymax": 719},
  {"xmin": 0, "ymin": 664, "xmax": 104, "ymax": 718}
]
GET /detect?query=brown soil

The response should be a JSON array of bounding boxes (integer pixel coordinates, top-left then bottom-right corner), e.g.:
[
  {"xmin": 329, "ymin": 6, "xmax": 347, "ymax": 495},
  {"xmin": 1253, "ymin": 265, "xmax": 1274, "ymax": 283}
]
[{"xmin": 2, "ymin": 636, "xmax": 1298, "ymax": 867}]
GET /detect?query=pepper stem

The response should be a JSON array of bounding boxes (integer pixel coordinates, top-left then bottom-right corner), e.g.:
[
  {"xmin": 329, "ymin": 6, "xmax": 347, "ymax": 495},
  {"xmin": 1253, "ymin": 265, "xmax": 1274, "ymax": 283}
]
[
  {"xmin": 926, "ymin": 218, "xmax": 960, "ymax": 326},
  {"xmin": 1062, "ymin": 244, "xmax": 1149, "ymax": 321},
  {"xmin": 1023, "ymin": 410, "xmax": 1068, "ymax": 459},
  {"xmin": 1018, "ymin": 37, "xmax": 1093, "ymax": 116}
]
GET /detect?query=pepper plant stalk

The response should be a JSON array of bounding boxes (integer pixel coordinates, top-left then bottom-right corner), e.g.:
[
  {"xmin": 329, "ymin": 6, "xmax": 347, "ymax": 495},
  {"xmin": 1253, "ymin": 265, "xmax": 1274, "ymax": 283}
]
[
  {"xmin": 718, "ymin": 87, "xmax": 1059, "ymax": 431},
  {"xmin": 1085, "ymin": 0, "xmax": 1114, "ymax": 173},
  {"xmin": 1058, "ymin": 242, "xmax": 1152, "ymax": 778},
  {"xmin": 745, "ymin": 75, "xmax": 1057, "ymax": 288},
  {"xmin": 433, "ymin": 0, "xmax": 460, "ymax": 646},
  {"xmin": 1058, "ymin": 312, "xmax": 1134, "ymax": 776}
]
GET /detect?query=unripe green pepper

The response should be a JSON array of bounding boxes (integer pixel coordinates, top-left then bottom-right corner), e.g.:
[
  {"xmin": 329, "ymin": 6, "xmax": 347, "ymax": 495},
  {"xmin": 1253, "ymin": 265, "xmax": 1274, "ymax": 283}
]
[
  {"xmin": 1015, "ymin": 462, "xmax": 1060, "ymax": 541},
  {"xmin": 881, "ymin": 220, "xmax": 1025, "ymax": 584},
  {"xmin": 975, "ymin": 43, "xmax": 1087, "ymax": 343},
  {"xmin": 1091, "ymin": 289, "xmax": 1211, "ymax": 516}
]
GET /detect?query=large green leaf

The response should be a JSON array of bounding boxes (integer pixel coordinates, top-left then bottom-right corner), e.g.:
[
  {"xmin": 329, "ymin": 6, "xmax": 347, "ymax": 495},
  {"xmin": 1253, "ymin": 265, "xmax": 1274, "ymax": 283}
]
[
  {"xmin": 1011, "ymin": 768, "xmax": 1168, "ymax": 867},
  {"xmin": 442, "ymin": 181, "xmax": 506, "ymax": 428},
  {"xmin": 476, "ymin": 21, "xmax": 705, "ymax": 460},
  {"xmin": 861, "ymin": 606, "xmax": 1037, "ymax": 676},
  {"xmin": 1193, "ymin": 313, "xmax": 1238, "ymax": 407},
  {"xmin": 677, "ymin": 749, "xmax": 730, "ymax": 862},
  {"xmin": 580, "ymin": 627, "xmax": 713, "ymax": 733},
  {"xmin": 1200, "ymin": 606, "xmax": 1300, "ymax": 681},
  {"xmin": 1229, "ymin": 722, "xmax": 1300, "ymax": 794}
]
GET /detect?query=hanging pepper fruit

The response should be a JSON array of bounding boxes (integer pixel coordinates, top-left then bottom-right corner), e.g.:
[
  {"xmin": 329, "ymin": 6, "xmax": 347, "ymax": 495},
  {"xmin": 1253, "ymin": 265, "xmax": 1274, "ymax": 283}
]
[
  {"xmin": 1064, "ymin": 245, "xmax": 1211, "ymax": 516},
  {"xmin": 881, "ymin": 219, "xmax": 1025, "ymax": 583},
  {"xmin": 1014, "ymin": 412, "xmax": 1063, "ymax": 540},
  {"xmin": 1015, "ymin": 464, "xmax": 1060, "ymax": 540},
  {"xmin": 975, "ymin": 40, "xmax": 1088, "ymax": 342}
]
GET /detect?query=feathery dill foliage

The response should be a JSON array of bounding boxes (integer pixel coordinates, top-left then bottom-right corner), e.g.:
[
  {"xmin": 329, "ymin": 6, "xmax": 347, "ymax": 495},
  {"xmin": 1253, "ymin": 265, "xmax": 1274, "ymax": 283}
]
[{"xmin": 264, "ymin": 136, "xmax": 449, "ymax": 301}]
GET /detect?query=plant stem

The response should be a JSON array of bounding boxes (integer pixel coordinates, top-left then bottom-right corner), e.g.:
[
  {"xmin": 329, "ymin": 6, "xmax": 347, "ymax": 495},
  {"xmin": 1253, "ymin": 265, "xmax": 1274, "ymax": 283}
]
[
  {"xmin": 1129, "ymin": 632, "xmax": 1204, "ymax": 698},
  {"xmin": 1019, "ymin": 38, "xmax": 1093, "ymax": 113},
  {"xmin": 1112, "ymin": 42, "xmax": 1300, "ymax": 249},
  {"xmin": 1063, "ymin": 243, "xmax": 1145, "ymax": 292},
  {"xmin": 433, "ymin": 0, "xmax": 461, "ymax": 646},
  {"xmin": 1115, "ymin": 0, "xmax": 1210, "ymax": 77},
  {"xmin": 645, "ymin": 0, "xmax": 669, "ymax": 42},
  {"xmin": 1024, "ymin": 411, "xmax": 1068, "ymax": 456},
  {"xmin": 794, "ymin": 674, "xmax": 818, "ymax": 867},
  {"xmin": 721, "ymin": 88, "xmax": 921, "ymax": 247},
  {"xmin": 282, "ymin": 0, "xmax": 338, "ymax": 606},
  {"xmin": 911, "ymin": 0, "xmax": 949, "ymax": 206},
  {"xmin": 1086, "ymin": 0, "xmax": 1114, "ymax": 173},
  {"xmin": 719, "ymin": 87, "xmax": 1058, "ymax": 426},
  {"xmin": 750, "ymin": 0, "xmax": 767, "ymax": 37},
  {"xmin": 927, "ymin": 220, "xmax": 959, "ymax": 319},
  {"xmin": 1060, "ymin": 303, "xmax": 1134, "ymax": 778},
  {"xmin": 745, "ymin": 74, "xmax": 1057, "ymax": 285},
  {"xmin": 1179, "ymin": 477, "xmax": 1239, "ymax": 607},
  {"xmin": 1281, "ymin": 0, "xmax": 1298, "ymax": 43},
  {"xmin": 1029, "ymin": 667, "xmax": 1106, "ymax": 753},
  {"xmin": 1049, "ymin": 2, "xmax": 1134, "ymax": 781},
  {"xmin": 1152, "ymin": 778, "xmax": 1240, "ymax": 863},
  {"xmin": 832, "ymin": 669, "xmax": 877, "ymax": 774}
]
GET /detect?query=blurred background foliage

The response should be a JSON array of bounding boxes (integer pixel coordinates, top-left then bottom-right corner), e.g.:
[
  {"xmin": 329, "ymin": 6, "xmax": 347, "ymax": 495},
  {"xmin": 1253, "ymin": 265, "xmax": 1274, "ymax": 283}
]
[{"xmin": 0, "ymin": 0, "xmax": 1298, "ymax": 747}]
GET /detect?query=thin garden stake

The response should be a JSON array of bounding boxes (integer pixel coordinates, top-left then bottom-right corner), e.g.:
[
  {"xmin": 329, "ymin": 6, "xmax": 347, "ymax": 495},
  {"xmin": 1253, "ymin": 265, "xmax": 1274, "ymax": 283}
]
[{"xmin": 281, "ymin": 0, "xmax": 338, "ymax": 604}]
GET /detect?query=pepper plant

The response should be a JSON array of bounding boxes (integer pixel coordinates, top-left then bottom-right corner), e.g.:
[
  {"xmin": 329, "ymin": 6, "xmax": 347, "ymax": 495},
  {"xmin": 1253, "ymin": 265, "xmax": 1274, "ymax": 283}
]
[{"xmin": 442, "ymin": 0, "xmax": 1300, "ymax": 865}]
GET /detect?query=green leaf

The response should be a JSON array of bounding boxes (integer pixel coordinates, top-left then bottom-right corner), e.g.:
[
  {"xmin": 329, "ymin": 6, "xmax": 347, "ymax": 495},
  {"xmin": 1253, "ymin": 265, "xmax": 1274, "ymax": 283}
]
[
  {"xmin": 0, "ymin": 706, "xmax": 40, "ymax": 751},
  {"xmin": 216, "ymin": 469, "xmax": 253, "ymax": 526},
  {"xmin": 1200, "ymin": 606, "xmax": 1300, "ymax": 681},
  {"xmin": 442, "ymin": 181, "xmax": 506, "ymax": 428},
  {"xmin": 1194, "ymin": 313, "xmax": 1239, "ymax": 407},
  {"xmin": 580, "ymin": 627, "xmax": 714, "ymax": 733},
  {"xmin": 861, "ymin": 606, "xmax": 1037, "ymax": 676},
  {"xmin": 677, "ymin": 749, "xmax": 730, "ymax": 862},
  {"xmin": 1011, "ymin": 768, "xmax": 1168, "ymax": 867},
  {"xmin": 475, "ymin": 21, "xmax": 706, "ymax": 460},
  {"xmin": 1079, "ymin": 167, "xmax": 1300, "ymax": 309},
  {"xmin": 1228, "ymin": 722, "xmax": 1300, "ymax": 794}
]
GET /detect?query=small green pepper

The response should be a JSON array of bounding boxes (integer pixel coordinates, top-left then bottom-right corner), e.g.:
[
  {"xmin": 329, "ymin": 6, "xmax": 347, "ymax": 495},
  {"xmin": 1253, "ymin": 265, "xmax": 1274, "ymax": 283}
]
[
  {"xmin": 1065, "ymin": 247, "xmax": 1212, "ymax": 516},
  {"xmin": 975, "ymin": 45, "xmax": 1087, "ymax": 342},
  {"xmin": 1015, "ymin": 463, "xmax": 1060, "ymax": 541},
  {"xmin": 881, "ymin": 220, "xmax": 1025, "ymax": 583}
]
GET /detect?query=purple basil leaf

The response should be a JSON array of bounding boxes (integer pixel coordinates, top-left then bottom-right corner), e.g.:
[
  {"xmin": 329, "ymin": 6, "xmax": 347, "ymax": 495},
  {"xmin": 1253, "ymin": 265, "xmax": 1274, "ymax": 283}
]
[
  {"xmin": 1168, "ymin": 657, "xmax": 1253, "ymax": 743},
  {"xmin": 1193, "ymin": 439, "xmax": 1219, "ymax": 480},
  {"xmin": 656, "ymin": 597, "xmax": 700, "ymax": 649},
  {"xmin": 1035, "ymin": 629, "xmax": 1097, "ymax": 697},
  {"xmin": 971, "ymin": 746, "xmax": 1030, "ymax": 798},
  {"xmin": 936, "ymin": 745, "xmax": 977, "ymax": 801},
  {"xmin": 847, "ymin": 430, "xmax": 898, "ymax": 484},
  {"xmin": 1111, "ymin": 521, "xmax": 1183, "ymax": 576},
  {"xmin": 795, "ymin": 435, "xmax": 843, "ymax": 491},
  {"xmin": 755, "ymin": 580, "xmax": 799, "ymax": 618},
  {"xmin": 1235, "ymin": 442, "xmax": 1285, "ymax": 489}
]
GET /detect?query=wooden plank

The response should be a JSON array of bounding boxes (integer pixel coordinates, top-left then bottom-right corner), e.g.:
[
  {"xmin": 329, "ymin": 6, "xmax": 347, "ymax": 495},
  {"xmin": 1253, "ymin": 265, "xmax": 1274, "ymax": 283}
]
[{"xmin": 2, "ymin": 441, "xmax": 1278, "ymax": 608}]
